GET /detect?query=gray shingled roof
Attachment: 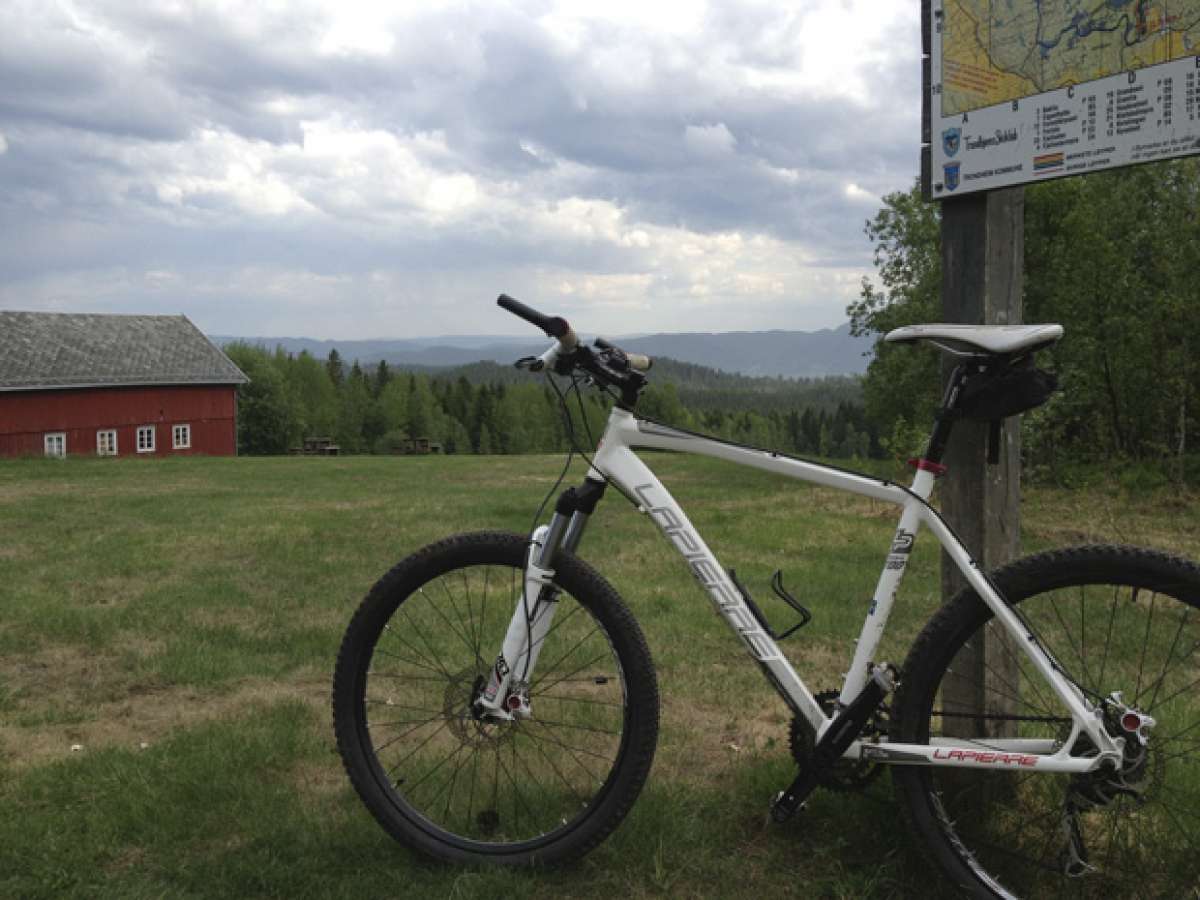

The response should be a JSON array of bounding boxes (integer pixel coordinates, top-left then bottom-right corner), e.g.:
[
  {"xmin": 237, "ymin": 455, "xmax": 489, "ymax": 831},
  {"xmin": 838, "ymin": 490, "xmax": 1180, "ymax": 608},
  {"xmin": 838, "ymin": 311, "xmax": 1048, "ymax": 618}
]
[{"xmin": 0, "ymin": 311, "xmax": 249, "ymax": 391}]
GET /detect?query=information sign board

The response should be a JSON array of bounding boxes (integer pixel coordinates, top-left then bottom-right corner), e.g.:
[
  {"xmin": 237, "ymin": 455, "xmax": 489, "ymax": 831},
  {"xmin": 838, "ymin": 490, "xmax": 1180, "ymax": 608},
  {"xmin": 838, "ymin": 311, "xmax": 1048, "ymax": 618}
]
[{"xmin": 925, "ymin": 0, "xmax": 1200, "ymax": 198}]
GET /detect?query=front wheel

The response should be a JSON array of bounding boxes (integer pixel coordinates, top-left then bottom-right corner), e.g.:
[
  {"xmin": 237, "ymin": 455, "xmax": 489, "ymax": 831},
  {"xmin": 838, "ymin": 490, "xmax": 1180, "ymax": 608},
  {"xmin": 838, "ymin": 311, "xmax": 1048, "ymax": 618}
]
[
  {"xmin": 332, "ymin": 531, "xmax": 659, "ymax": 865},
  {"xmin": 893, "ymin": 545, "xmax": 1200, "ymax": 898}
]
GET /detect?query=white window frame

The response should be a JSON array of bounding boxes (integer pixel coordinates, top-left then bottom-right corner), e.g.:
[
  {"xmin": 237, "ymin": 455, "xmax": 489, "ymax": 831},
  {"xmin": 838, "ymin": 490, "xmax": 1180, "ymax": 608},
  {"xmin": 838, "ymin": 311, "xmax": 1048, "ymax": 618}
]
[
  {"xmin": 44, "ymin": 432, "xmax": 66, "ymax": 458},
  {"xmin": 136, "ymin": 425, "xmax": 156, "ymax": 453},
  {"xmin": 172, "ymin": 423, "xmax": 192, "ymax": 450},
  {"xmin": 96, "ymin": 429, "xmax": 118, "ymax": 456}
]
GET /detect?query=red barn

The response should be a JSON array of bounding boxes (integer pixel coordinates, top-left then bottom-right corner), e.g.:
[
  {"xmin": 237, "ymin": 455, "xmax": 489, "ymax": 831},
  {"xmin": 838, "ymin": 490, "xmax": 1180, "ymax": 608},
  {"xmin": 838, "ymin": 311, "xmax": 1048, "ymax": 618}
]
[{"xmin": 0, "ymin": 311, "xmax": 249, "ymax": 458}]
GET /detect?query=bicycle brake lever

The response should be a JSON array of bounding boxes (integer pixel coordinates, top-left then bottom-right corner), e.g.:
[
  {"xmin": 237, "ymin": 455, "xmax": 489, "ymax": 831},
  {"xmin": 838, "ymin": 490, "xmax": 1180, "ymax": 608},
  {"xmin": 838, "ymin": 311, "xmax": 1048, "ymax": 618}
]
[{"xmin": 514, "ymin": 356, "xmax": 544, "ymax": 372}]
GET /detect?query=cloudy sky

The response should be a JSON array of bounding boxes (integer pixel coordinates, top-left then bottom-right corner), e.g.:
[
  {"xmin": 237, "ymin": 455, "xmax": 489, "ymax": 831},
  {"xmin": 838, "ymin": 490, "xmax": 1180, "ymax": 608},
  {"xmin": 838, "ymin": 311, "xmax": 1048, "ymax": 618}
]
[{"xmin": 0, "ymin": 1, "xmax": 920, "ymax": 339}]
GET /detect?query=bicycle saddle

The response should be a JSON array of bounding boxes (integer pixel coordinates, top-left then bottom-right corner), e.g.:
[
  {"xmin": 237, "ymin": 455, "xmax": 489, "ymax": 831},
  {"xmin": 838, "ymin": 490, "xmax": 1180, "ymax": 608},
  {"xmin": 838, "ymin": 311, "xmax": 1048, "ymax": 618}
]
[{"xmin": 884, "ymin": 323, "xmax": 1063, "ymax": 356}]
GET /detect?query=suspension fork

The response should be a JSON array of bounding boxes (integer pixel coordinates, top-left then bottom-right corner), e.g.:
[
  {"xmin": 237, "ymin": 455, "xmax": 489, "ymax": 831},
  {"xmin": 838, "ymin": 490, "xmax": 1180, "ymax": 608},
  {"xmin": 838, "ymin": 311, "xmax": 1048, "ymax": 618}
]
[{"xmin": 476, "ymin": 477, "xmax": 608, "ymax": 717}]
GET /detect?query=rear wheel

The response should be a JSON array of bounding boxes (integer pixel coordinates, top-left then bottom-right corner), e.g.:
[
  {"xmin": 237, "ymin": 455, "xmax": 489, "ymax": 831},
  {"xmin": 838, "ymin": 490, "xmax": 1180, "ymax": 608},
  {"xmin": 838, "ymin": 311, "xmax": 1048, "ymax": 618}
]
[
  {"xmin": 332, "ymin": 531, "xmax": 659, "ymax": 864},
  {"xmin": 893, "ymin": 545, "xmax": 1200, "ymax": 898}
]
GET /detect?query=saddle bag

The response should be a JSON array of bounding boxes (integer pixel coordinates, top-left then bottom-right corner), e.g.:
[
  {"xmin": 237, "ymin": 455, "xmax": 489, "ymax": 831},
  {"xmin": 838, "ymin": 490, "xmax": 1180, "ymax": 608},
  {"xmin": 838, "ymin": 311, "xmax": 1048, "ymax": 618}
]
[
  {"xmin": 954, "ymin": 358, "xmax": 1057, "ymax": 464},
  {"xmin": 957, "ymin": 357, "xmax": 1057, "ymax": 422}
]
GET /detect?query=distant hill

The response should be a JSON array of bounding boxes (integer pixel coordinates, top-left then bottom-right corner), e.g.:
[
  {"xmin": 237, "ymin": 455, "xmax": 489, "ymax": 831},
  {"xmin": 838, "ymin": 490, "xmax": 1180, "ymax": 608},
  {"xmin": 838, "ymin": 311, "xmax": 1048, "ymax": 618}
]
[
  {"xmin": 425, "ymin": 358, "xmax": 864, "ymax": 414},
  {"xmin": 216, "ymin": 323, "xmax": 874, "ymax": 378}
]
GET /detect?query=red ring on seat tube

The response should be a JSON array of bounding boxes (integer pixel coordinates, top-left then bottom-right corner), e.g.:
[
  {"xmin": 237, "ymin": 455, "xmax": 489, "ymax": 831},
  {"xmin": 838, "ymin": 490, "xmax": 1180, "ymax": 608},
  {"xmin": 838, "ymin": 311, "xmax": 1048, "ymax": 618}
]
[{"xmin": 908, "ymin": 458, "xmax": 948, "ymax": 476}]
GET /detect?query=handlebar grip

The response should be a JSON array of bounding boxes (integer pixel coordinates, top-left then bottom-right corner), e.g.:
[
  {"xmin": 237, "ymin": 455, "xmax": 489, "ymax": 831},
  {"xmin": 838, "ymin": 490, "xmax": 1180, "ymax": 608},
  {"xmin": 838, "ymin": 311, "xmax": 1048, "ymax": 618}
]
[
  {"xmin": 626, "ymin": 353, "xmax": 652, "ymax": 372},
  {"xmin": 497, "ymin": 294, "xmax": 572, "ymax": 341}
]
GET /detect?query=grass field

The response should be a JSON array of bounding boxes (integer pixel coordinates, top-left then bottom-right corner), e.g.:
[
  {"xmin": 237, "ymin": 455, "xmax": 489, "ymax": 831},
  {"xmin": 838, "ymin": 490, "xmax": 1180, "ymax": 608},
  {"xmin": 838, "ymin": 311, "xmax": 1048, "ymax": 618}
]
[{"xmin": 2, "ymin": 453, "xmax": 1199, "ymax": 899}]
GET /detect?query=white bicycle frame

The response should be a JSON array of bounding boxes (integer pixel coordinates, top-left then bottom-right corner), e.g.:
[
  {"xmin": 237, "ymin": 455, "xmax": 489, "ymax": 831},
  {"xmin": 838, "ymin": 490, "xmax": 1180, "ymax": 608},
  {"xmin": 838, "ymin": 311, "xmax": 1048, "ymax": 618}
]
[{"xmin": 484, "ymin": 404, "xmax": 1125, "ymax": 775}]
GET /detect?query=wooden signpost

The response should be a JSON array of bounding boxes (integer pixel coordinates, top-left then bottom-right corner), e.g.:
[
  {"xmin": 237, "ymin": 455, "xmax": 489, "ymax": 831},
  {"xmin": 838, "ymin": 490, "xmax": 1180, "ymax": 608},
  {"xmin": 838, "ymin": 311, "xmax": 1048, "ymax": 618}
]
[
  {"xmin": 922, "ymin": 0, "xmax": 1199, "ymax": 721},
  {"xmin": 938, "ymin": 188, "xmax": 1023, "ymax": 732}
]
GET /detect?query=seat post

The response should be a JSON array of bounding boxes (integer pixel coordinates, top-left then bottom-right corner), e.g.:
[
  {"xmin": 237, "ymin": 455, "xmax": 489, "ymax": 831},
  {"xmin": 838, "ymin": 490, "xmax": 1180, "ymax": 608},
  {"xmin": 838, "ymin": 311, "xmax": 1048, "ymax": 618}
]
[{"xmin": 921, "ymin": 361, "xmax": 975, "ymax": 466}]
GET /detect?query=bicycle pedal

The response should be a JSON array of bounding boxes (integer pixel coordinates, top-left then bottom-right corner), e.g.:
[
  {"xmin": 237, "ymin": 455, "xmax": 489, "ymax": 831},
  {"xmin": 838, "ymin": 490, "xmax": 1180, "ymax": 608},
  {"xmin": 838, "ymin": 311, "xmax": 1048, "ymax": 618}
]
[{"xmin": 769, "ymin": 790, "xmax": 806, "ymax": 823}]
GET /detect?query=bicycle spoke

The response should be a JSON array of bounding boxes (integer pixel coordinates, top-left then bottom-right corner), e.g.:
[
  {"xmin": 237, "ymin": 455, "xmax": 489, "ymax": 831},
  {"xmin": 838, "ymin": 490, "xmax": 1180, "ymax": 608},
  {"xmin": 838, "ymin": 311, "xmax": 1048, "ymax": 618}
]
[
  {"xmin": 432, "ymin": 579, "xmax": 485, "ymax": 669},
  {"xmin": 517, "ymin": 722, "xmax": 589, "ymax": 804},
  {"xmin": 476, "ymin": 568, "xmax": 489, "ymax": 667},
  {"xmin": 1146, "ymin": 671, "xmax": 1200, "ymax": 716},
  {"xmin": 375, "ymin": 633, "xmax": 447, "ymax": 679},
  {"xmin": 367, "ymin": 715, "xmax": 447, "ymax": 731},
  {"xmin": 407, "ymin": 740, "xmax": 471, "ymax": 798},
  {"xmin": 401, "ymin": 603, "xmax": 458, "ymax": 680},
  {"xmin": 1134, "ymin": 591, "xmax": 1158, "ymax": 701},
  {"xmin": 441, "ymin": 741, "xmax": 474, "ymax": 821},
  {"xmin": 530, "ymin": 625, "xmax": 601, "ymax": 684},
  {"xmin": 1158, "ymin": 794, "xmax": 1200, "ymax": 825},
  {"xmin": 987, "ymin": 625, "xmax": 1062, "ymax": 718},
  {"xmin": 1142, "ymin": 612, "xmax": 1194, "ymax": 711},
  {"xmin": 520, "ymin": 720, "xmax": 611, "ymax": 779},
  {"xmin": 1049, "ymin": 592, "xmax": 1092, "ymax": 690},
  {"xmin": 1079, "ymin": 585, "xmax": 1088, "ymax": 694},
  {"xmin": 511, "ymin": 737, "xmax": 570, "ymax": 825},
  {"xmin": 364, "ymin": 701, "xmax": 446, "ymax": 717},
  {"xmin": 522, "ymin": 603, "xmax": 585, "ymax": 666},
  {"xmin": 1152, "ymin": 736, "xmax": 1200, "ymax": 765},
  {"xmin": 465, "ymin": 742, "xmax": 481, "ymax": 834},
  {"xmin": 1095, "ymin": 584, "xmax": 1121, "ymax": 689},
  {"xmin": 536, "ymin": 693, "xmax": 624, "ymax": 708},
  {"xmin": 384, "ymin": 619, "xmax": 453, "ymax": 680},
  {"xmin": 525, "ymin": 715, "xmax": 621, "ymax": 737},
  {"xmin": 492, "ymin": 744, "xmax": 520, "ymax": 837},
  {"xmin": 368, "ymin": 672, "xmax": 453, "ymax": 684},
  {"xmin": 386, "ymin": 720, "xmax": 452, "ymax": 776},
  {"xmin": 533, "ymin": 651, "xmax": 611, "ymax": 699},
  {"xmin": 421, "ymin": 583, "xmax": 483, "ymax": 668}
]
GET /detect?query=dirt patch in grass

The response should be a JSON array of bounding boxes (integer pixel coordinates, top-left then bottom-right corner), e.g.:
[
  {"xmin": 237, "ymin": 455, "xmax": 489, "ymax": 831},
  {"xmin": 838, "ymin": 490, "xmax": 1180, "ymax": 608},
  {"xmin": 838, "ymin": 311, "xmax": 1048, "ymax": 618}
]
[
  {"xmin": 1024, "ymin": 488, "xmax": 1200, "ymax": 557},
  {"xmin": 290, "ymin": 758, "xmax": 348, "ymax": 807},
  {"xmin": 650, "ymin": 639, "xmax": 861, "ymax": 786},
  {"xmin": 0, "ymin": 481, "xmax": 80, "ymax": 502},
  {"xmin": 0, "ymin": 543, "xmax": 30, "ymax": 560},
  {"xmin": 0, "ymin": 649, "xmax": 328, "ymax": 771},
  {"xmin": 656, "ymin": 692, "xmax": 791, "ymax": 785},
  {"xmin": 103, "ymin": 846, "xmax": 148, "ymax": 875},
  {"xmin": 3, "ymin": 643, "xmax": 132, "ymax": 706}
]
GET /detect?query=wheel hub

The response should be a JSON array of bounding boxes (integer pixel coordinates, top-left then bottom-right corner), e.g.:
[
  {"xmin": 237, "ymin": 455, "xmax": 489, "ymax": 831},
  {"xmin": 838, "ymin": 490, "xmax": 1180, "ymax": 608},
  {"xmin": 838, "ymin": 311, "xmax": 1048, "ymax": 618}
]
[
  {"xmin": 446, "ymin": 668, "xmax": 513, "ymax": 749},
  {"xmin": 1067, "ymin": 698, "xmax": 1162, "ymax": 810}
]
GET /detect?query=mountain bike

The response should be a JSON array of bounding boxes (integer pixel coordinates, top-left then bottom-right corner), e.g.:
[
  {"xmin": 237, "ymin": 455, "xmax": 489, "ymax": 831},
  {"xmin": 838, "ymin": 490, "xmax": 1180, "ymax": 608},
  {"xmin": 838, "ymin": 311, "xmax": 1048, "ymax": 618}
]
[{"xmin": 332, "ymin": 295, "xmax": 1200, "ymax": 898}]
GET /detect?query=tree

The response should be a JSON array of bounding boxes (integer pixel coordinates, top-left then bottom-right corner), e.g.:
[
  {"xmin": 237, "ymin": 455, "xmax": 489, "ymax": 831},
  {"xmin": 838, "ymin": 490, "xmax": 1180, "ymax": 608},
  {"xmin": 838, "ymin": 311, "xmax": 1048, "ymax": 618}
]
[
  {"xmin": 406, "ymin": 375, "xmax": 436, "ymax": 438},
  {"xmin": 224, "ymin": 343, "xmax": 298, "ymax": 454},
  {"xmin": 284, "ymin": 350, "xmax": 338, "ymax": 437},
  {"xmin": 374, "ymin": 360, "xmax": 391, "ymax": 398},
  {"xmin": 854, "ymin": 161, "xmax": 1200, "ymax": 474},
  {"xmin": 846, "ymin": 180, "xmax": 941, "ymax": 454},
  {"xmin": 326, "ymin": 349, "xmax": 345, "ymax": 388}
]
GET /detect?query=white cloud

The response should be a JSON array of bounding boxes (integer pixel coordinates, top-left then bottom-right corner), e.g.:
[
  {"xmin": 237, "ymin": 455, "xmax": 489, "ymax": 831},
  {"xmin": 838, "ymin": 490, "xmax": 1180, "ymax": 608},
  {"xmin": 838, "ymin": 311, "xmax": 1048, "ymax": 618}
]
[
  {"xmin": 684, "ymin": 123, "xmax": 736, "ymax": 158},
  {"xmin": 844, "ymin": 182, "xmax": 879, "ymax": 204},
  {"xmin": 0, "ymin": 0, "xmax": 918, "ymax": 338}
]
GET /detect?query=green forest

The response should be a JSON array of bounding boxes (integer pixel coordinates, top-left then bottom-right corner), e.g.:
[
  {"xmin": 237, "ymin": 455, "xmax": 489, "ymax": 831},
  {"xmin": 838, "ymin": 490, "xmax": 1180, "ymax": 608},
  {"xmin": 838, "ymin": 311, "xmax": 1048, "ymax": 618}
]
[
  {"xmin": 227, "ymin": 158, "xmax": 1199, "ymax": 481},
  {"xmin": 222, "ymin": 344, "xmax": 875, "ymax": 459},
  {"xmin": 851, "ymin": 159, "xmax": 1199, "ymax": 481}
]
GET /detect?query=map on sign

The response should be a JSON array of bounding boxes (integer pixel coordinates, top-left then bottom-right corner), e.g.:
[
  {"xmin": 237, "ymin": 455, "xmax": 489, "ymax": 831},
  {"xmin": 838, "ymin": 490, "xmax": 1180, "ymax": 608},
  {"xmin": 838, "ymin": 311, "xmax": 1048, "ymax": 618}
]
[
  {"xmin": 927, "ymin": 0, "xmax": 1200, "ymax": 197},
  {"xmin": 943, "ymin": 0, "xmax": 1200, "ymax": 117}
]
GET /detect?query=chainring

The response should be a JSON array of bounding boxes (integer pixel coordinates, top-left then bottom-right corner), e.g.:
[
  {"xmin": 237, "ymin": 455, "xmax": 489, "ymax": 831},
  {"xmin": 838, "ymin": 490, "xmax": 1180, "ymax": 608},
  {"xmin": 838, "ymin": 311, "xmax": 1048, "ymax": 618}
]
[{"xmin": 789, "ymin": 689, "xmax": 889, "ymax": 793}]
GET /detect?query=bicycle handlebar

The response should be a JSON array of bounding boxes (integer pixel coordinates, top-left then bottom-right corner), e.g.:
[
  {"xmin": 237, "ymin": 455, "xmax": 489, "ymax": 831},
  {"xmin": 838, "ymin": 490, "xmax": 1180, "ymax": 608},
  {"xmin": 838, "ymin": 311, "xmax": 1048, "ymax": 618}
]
[
  {"xmin": 593, "ymin": 337, "xmax": 651, "ymax": 373},
  {"xmin": 498, "ymin": 293, "xmax": 652, "ymax": 404},
  {"xmin": 497, "ymin": 294, "xmax": 577, "ymax": 348}
]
